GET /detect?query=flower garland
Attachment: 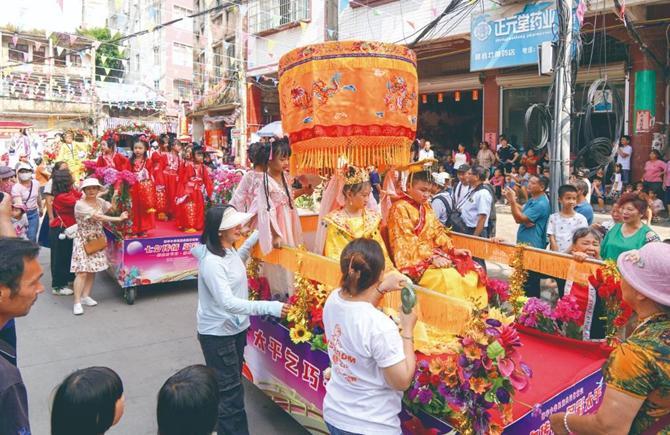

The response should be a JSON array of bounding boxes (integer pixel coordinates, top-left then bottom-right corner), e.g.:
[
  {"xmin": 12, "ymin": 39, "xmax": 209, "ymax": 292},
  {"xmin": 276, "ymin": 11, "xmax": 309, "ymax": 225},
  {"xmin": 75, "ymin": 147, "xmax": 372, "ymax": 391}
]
[
  {"xmin": 404, "ymin": 310, "xmax": 532, "ymax": 435},
  {"xmin": 508, "ymin": 245, "xmax": 528, "ymax": 315},
  {"xmin": 588, "ymin": 260, "xmax": 632, "ymax": 345},
  {"xmin": 285, "ymin": 271, "xmax": 331, "ymax": 351}
]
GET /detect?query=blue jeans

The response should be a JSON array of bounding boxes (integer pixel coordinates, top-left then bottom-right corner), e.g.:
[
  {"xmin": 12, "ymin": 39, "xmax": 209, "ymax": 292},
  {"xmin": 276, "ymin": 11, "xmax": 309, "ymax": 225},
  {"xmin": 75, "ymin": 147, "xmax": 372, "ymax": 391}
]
[
  {"xmin": 326, "ymin": 422, "xmax": 362, "ymax": 435},
  {"xmin": 26, "ymin": 208, "xmax": 39, "ymax": 242},
  {"xmin": 622, "ymin": 169, "xmax": 631, "ymax": 185}
]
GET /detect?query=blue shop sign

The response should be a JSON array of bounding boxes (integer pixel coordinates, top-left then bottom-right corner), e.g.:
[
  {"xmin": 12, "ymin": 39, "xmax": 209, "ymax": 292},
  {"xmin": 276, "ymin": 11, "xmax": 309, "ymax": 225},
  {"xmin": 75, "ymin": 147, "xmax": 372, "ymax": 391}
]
[{"xmin": 470, "ymin": 1, "xmax": 558, "ymax": 71}]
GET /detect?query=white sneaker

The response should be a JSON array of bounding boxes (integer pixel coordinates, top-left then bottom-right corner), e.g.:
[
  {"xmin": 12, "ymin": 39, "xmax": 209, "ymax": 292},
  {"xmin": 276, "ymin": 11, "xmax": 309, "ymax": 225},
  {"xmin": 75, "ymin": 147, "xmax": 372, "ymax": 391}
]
[
  {"xmin": 81, "ymin": 297, "xmax": 98, "ymax": 307},
  {"xmin": 52, "ymin": 287, "xmax": 74, "ymax": 296},
  {"xmin": 73, "ymin": 303, "xmax": 84, "ymax": 315}
]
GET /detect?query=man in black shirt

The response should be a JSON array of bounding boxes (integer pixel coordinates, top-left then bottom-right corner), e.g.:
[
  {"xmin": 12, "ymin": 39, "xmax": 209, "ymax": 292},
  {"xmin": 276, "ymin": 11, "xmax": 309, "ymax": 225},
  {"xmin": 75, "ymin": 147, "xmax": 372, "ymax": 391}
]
[
  {"xmin": 0, "ymin": 194, "xmax": 44, "ymax": 434},
  {"xmin": 496, "ymin": 136, "xmax": 519, "ymax": 174}
]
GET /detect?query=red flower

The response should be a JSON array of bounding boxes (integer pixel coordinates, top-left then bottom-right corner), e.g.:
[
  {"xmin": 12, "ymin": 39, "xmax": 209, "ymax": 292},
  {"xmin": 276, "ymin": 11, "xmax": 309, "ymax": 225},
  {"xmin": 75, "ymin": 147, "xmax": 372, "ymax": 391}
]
[
  {"xmin": 430, "ymin": 374, "xmax": 441, "ymax": 387},
  {"xmin": 417, "ymin": 372, "xmax": 431, "ymax": 386}
]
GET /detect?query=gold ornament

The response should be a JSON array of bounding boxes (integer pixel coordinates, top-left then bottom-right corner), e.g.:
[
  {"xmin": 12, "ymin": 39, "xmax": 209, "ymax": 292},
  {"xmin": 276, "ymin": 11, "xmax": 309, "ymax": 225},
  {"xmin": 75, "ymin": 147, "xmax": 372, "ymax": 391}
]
[{"xmin": 509, "ymin": 245, "xmax": 528, "ymax": 316}]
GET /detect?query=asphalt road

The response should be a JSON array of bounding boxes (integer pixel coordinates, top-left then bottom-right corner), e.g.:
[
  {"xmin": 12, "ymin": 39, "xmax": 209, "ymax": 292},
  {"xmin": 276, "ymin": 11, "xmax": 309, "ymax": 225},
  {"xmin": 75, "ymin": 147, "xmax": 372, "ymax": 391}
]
[{"xmin": 17, "ymin": 251, "xmax": 309, "ymax": 435}]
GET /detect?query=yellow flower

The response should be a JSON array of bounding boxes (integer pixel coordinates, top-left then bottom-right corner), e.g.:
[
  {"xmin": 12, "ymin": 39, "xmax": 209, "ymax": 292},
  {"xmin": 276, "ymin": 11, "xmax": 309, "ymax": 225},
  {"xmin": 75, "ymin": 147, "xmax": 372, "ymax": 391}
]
[
  {"xmin": 487, "ymin": 307, "xmax": 515, "ymax": 326},
  {"xmin": 289, "ymin": 321, "xmax": 313, "ymax": 344},
  {"xmin": 469, "ymin": 377, "xmax": 491, "ymax": 394}
]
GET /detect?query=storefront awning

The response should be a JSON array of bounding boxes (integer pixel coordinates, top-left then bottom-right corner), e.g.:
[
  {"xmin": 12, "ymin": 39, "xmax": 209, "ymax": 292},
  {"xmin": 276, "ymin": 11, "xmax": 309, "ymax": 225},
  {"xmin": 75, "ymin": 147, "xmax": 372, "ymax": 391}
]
[
  {"xmin": 496, "ymin": 63, "xmax": 626, "ymax": 89},
  {"xmin": 419, "ymin": 73, "xmax": 483, "ymax": 93}
]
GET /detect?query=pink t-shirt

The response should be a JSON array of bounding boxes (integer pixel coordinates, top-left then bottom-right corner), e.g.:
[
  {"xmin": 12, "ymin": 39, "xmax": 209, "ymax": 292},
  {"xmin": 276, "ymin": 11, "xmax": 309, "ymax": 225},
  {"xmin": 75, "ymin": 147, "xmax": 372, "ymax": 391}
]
[{"xmin": 643, "ymin": 159, "xmax": 666, "ymax": 183}]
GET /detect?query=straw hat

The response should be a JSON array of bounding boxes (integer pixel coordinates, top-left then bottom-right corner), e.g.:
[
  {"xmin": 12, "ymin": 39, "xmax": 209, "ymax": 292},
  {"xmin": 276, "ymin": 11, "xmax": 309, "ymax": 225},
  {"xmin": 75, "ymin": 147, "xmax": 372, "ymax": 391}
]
[{"xmin": 617, "ymin": 242, "xmax": 670, "ymax": 306}]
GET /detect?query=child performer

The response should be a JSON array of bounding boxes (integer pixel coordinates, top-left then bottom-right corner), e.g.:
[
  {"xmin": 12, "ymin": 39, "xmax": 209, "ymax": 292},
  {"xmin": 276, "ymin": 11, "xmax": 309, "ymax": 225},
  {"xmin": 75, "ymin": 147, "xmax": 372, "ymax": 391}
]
[
  {"xmin": 230, "ymin": 142, "xmax": 265, "ymax": 213},
  {"xmin": 96, "ymin": 139, "xmax": 129, "ymax": 171},
  {"xmin": 253, "ymin": 138, "xmax": 311, "ymax": 255},
  {"xmin": 151, "ymin": 135, "xmax": 172, "ymax": 221},
  {"xmin": 129, "ymin": 139, "xmax": 157, "ymax": 236},
  {"xmin": 176, "ymin": 146, "xmax": 212, "ymax": 232},
  {"xmin": 161, "ymin": 139, "xmax": 183, "ymax": 221}
]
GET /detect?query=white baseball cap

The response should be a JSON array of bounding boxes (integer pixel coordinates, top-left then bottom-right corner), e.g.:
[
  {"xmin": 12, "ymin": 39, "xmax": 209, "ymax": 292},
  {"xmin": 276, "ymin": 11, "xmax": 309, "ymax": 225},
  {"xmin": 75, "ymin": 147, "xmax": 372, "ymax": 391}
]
[
  {"xmin": 16, "ymin": 162, "xmax": 33, "ymax": 172},
  {"xmin": 219, "ymin": 206, "xmax": 253, "ymax": 231},
  {"xmin": 432, "ymin": 172, "xmax": 451, "ymax": 187}
]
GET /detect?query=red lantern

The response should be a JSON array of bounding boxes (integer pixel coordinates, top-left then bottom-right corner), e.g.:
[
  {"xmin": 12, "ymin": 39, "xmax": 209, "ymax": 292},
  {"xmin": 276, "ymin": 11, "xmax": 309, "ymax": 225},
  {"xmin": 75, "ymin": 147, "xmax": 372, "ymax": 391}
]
[
  {"xmin": 454, "ymin": 91, "xmax": 461, "ymax": 102},
  {"xmin": 421, "ymin": 94, "xmax": 427, "ymax": 104},
  {"xmin": 472, "ymin": 89, "xmax": 479, "ymax": 101},
  {"xmin": 437, "ymin": 92, "xmax": 444, "ymax": 103}
]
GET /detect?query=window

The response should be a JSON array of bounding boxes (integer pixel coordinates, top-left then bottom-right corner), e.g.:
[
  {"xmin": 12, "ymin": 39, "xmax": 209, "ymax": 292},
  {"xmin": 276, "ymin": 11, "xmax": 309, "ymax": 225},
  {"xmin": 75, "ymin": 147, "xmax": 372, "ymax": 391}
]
[
  {"xmin": 33, "ymin": 46, "xmax": 46, "ymax": 64},
  {"xmin": 172, "ymin": 43, "xmax": 192, "ymax": 68},
  {"xmin": 248, "ymin": 0, "xmax": 310, "ymax": 33},
  {"xmin": 174, "ymin": 5, "xmax": 193, "ymax": 31},
  {"xmin": 8, "ymin": 43, "xmax": 29, "ymax": 62},
  {"xmin": 154, "ymin": 79, "xmax": 160, "ymax": 90},
  {"xmin": 173, "ymin": 79, "xmax": 192, "ymax": 100},
  {"xmin": 153, "ymin": 47, "xmax": 160, "ymax": 66},
  {"xmin": 69, "ymin": 53, "xmax": 82, "ymax": 67},
  {"xmin": 136, "ymin": 54, "xmax": 140, "ymax": 72},
  {"xmin": 213, "ymin": 44, "xmax": 223, "ymax": 82},
  {"xmin": 226, "ymin": 38, "xmax": 235, "ymax": 69}
]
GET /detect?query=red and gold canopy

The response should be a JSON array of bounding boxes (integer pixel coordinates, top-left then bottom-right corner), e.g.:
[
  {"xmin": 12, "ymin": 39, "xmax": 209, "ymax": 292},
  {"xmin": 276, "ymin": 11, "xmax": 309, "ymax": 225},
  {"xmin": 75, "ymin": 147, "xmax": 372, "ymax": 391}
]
[{"xmin": 278, "ymin": 41, "xmax": 418, "ymax": 173}]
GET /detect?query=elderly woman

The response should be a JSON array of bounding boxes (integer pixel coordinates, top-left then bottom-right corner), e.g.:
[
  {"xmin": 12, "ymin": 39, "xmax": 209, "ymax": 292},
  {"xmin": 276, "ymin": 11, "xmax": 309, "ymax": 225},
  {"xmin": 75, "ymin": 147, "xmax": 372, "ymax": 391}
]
[
  {"xmin": 600, "ymin": 193, "xmax": 660, "ymax": 261},
  {"xmin": 551, "ymin": 242, "xmax": 670, "ymax": 434}
]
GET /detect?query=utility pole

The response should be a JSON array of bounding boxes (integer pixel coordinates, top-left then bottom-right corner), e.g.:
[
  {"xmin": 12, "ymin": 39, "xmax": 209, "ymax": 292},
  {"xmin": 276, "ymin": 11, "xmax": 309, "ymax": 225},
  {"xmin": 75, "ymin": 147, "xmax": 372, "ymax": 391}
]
[
  {"xmin": 550, "ymin": 0, "xmax": 573, "ymax": 211},
  {"xmin": 236, "ymin": 3, "xmax": 248, "ymax": 166}
]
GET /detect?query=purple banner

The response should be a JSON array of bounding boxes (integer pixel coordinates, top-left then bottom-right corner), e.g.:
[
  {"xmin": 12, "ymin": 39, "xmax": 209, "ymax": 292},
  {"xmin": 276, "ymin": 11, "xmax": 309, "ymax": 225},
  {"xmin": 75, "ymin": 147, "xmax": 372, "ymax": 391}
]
[
  {"xmin": 245, "ymin": 317, "xmax": 605, "ymax": 434},
  {"xmin": 105, "ymin": 230, "xmax": 200, "ymax": 288}
]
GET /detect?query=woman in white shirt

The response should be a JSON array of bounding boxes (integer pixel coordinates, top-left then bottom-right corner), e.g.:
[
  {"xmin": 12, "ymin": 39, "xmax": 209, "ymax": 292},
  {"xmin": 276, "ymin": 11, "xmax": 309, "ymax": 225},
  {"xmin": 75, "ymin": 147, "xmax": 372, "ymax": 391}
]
[
  {"xmin": 453, "ymin": 143, "xmax": 471, "ymax": 170},
  {"xmin": 323, "ymin": 238, "xmax": 417, "ymax": 435},
  {"xmin": 192, "ymin": 205, "xmax": 288, "ymax": 435}
]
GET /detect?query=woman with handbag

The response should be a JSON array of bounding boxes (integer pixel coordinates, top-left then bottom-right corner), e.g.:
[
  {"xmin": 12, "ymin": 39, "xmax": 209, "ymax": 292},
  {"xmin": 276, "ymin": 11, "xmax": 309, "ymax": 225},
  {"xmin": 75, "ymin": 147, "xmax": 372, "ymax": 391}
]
[
  {"xmin": 49, "ymin": 168, "xmax": 81, "ymax": 296},
  {"xmin": 71, "ymin": 177, "xmax": 128, "ymax": 316}
]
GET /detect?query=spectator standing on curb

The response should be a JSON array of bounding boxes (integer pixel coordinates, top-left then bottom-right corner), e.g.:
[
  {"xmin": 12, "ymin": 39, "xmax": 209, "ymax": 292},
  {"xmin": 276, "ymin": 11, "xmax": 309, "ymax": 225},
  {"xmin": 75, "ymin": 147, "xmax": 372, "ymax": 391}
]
[
  {"xmin": 547, "ymin": 185, "xmax": 589, "ymax": 253},
  {"xmin": 431, "ymin": 172, "xmax": 452, "ymax": 226},
  {"xmin": 0, "ymin": 192, "xmax": 44, "ymax": 434},
  {"xmin": 574, "ymin": 179, "xmax": 595, "ymax": 225},
  {"xmin": 505, "ymin": 175, "xmax": 551, "ymax": 298},
  {"xmin": 461, "ymin": 165, "xmax": 493, "ymax": 269},
  {"xmin": 496, "ymin": 136, "xmax": 519, "ymax": 174},
  {"xmin": 11, "ymin": 163, "xmax": 42, "ymax": 242},
  {"xmin": 642, "ymin": 150, "xmax": 665, "ymax": 197},
  {"xmin": 617, "ymin": 135, "xmax": 633, "ymax": 185}
]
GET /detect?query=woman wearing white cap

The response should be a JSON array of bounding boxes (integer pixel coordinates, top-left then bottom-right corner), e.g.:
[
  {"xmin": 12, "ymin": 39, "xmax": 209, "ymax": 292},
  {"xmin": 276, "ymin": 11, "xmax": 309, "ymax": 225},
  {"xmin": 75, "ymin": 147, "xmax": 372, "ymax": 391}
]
[
  {"xmin": 70, "ymin": 178, "xmax": 128, "ymax": 316},
  {"xmin": 551, "ymin": 242, "xmax": 670, "ymax": 434},
  {"xmin": 191, "ymin": 205, "xmax": 288, "ymax": 435},
  {"xmin": 11, "ymin": 162, "xmax": 42, "ymax": 242}
]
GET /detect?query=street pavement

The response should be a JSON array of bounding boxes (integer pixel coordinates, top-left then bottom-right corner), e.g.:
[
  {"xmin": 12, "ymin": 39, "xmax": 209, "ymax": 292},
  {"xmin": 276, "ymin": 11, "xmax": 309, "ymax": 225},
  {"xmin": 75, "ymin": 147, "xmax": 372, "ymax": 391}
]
[{"xmin": 17, "ymin": 207, "xmax": 669, "ymax": 434}]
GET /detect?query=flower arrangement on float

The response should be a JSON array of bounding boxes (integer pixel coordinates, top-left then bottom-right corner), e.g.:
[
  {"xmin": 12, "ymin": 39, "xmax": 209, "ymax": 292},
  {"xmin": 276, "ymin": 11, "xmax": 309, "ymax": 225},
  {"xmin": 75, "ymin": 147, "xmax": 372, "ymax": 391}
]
[
  {"xmin": 404, "ymin": 309, "xmax": 531, "ymax": 435},
  {"xmin": 210, "ymin": 167, "xmax": 243, "ymax": 207},
  {"xmin": 518, "ymin": 296, "xmax": 583, "ymax": 339},
  {"xmin": 285, "ymin": 272, "xmax": 330, "ymax": 352},
  {"xmin": 588, "ymin": 260, "xmax": 632, "ymax": 344}
]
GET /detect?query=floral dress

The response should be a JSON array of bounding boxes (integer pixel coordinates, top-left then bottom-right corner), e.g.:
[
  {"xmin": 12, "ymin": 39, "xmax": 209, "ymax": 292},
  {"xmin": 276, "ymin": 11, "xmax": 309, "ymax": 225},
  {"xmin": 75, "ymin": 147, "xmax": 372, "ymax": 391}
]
[{"xmin": 70, "ymin": 198, "xmax": 111, "ymax": 273}]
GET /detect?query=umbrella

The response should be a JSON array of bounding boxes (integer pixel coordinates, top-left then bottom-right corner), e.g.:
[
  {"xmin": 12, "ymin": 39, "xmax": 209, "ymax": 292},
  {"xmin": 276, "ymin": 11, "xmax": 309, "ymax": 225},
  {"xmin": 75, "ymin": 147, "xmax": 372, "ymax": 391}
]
[{"xmin": 257, "ymin": 121, "xmax": 283, "ymax": 138}]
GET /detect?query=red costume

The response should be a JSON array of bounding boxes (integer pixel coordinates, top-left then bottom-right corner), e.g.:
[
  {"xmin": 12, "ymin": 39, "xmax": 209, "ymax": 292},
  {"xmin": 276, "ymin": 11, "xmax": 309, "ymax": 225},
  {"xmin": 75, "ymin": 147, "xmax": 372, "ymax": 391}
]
[
  {"xmin": 96, "ymin": 153, "xmax": 130, "ymax": 171},
  {"xmin": 175, "ymin": 162, "xmax": 212, "ymax": 232},
  {"xmin": 130, "ymin": 158, "xmax": 157, "ymax": 235},
  {"xmin": 151, "ymin": 151, "xmax": 171, "ymax": 221}
]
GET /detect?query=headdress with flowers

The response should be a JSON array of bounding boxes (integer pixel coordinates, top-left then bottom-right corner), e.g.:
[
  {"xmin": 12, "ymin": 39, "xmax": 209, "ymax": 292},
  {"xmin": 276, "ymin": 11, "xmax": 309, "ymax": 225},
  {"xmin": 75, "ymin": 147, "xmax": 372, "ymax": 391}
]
[{"xmin": 342, "ymin": 164, "xmax": 370, "ymax": 186}]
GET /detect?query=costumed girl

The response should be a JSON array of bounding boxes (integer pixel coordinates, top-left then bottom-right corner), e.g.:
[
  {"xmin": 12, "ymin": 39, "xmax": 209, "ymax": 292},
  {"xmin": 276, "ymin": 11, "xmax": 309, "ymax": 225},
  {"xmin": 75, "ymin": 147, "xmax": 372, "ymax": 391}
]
[
  {"xmin": 129, "ymin": 139, "xmax": 157, "ymax": 236},
  {"xmin": 230, "ymin": 142, "xmax": 265, "ymax": 213},
  {"xmin": 176, "ymin": 145, "xmax": 212, "ymax": 232},
  {"xmin": 56, "ymin": 130, "xmax": 89, "ymax": 181},
  {"xmin": 387, "ymin": 161, "xmax": 488, "ymax": 308},
  {"xmin": 315, "ymin": 165, "xmax": 392, "ymax": 268},
  {"xmin": 150, "ymin": 134, "xmax": 172, "ymax": 221},
  {"xmin": 161, "ymin": 138, "xmax": 183, "ymax": 221},
  {"xmin": 96, "ymin": 139, "xmax": 129, "ymax": 171},
  {"xmin": 253, "ymin": 138, "xmax": 311, "ymax": 255}
]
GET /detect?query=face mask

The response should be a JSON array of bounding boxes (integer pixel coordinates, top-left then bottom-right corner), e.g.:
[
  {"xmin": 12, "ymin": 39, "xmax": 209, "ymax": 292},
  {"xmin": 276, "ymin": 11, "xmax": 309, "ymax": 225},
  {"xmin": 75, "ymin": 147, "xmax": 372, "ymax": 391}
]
[{"xmin": 18, "ymin": 173, "xmax": 32, "ymax": 181}]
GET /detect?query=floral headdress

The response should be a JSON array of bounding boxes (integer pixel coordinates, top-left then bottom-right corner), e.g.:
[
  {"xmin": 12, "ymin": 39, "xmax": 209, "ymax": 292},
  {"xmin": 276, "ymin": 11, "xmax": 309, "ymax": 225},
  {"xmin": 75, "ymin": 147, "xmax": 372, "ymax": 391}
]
[{"xmin": 342, "ymin": 165, "xmax": 370, "ymax": 186}]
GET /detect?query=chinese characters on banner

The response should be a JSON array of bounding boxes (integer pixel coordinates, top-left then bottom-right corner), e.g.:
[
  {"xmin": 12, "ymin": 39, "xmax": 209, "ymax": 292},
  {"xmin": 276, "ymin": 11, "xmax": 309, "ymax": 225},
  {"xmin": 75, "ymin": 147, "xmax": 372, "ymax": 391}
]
[{"xmin": 470, "ymin": 1, "xmax": 558, "ymax": 71}]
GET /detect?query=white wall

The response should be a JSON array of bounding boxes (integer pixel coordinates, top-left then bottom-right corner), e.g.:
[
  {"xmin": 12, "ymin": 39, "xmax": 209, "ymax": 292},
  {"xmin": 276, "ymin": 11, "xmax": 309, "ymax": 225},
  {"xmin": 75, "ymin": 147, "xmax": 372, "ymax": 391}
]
[
  {"xmin": 247, "ymin": 0, "xmax": 327, "ymax": 76},
  {"xmin": 1, "ymin": 0, "xmax": 108, "ymax": 32}
]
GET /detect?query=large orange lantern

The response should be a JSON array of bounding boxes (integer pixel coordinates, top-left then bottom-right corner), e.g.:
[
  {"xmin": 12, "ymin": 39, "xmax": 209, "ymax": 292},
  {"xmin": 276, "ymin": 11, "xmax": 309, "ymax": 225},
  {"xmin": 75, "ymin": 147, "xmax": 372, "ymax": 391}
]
[{"xmin": 278, "ymin": 41, "xmax": 418, "ymax": 172}]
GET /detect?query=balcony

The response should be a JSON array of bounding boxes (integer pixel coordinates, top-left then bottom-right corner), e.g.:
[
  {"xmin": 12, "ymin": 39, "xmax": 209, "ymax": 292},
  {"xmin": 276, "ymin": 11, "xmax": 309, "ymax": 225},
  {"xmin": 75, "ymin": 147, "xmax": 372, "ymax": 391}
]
[{"xmin": 248, "ymin": 0, "xmax": 310, "ymax": 35}]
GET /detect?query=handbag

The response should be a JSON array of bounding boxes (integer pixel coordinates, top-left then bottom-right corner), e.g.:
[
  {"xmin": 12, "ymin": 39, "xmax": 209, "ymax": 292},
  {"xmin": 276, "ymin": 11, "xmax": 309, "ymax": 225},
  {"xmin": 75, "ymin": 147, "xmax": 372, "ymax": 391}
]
[
  {"xmin": 54, "ymin": 209, "xmax": 78, "ymax": 239},
  {"xmin": 84, "ymin": 235, "xmax": 107, "ymax": 255}
]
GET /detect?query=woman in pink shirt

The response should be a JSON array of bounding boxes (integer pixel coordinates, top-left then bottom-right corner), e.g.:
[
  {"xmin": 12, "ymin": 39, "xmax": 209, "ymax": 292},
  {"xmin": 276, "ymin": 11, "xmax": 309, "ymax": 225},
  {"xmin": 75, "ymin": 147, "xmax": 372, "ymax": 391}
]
[{"xmin": 643, "ymin": 150, "xmax": 666, "ymax": 197}]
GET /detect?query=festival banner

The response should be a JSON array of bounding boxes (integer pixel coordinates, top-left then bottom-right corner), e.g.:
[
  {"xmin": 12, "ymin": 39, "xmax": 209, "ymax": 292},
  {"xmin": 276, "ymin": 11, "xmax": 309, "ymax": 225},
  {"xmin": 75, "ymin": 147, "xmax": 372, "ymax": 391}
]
[
  {"xmin": 245, "ymin": 317, "xmax": 606, "ymax": 434},
  {"xmin": 105, "ymin": 230, "xmax": 200, "ymax": 288}
]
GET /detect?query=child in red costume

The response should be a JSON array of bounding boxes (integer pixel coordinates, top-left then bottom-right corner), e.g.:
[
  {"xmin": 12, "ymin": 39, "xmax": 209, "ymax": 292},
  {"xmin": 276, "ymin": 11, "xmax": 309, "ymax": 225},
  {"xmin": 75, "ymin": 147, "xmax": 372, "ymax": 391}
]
[
  {"xmin": 175, "ymin": 146, "xmax": 212, "ymax": 232},
  {"xmin": 129, "ymin": 140, "xmax": 156, "ymax": 236},
  {"xmin": 96, "ymin": 139, "xmax": 129, "ymax": 171},
  {"xmin": 151, "ymin": 134, "xmax": 171, "ymax": 221}
]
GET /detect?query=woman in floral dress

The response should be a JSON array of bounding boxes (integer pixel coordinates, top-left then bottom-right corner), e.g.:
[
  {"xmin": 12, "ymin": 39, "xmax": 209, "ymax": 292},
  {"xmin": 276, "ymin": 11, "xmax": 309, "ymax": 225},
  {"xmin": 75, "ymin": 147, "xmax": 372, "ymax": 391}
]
[{"xmin": 71, "ymin": 178, "xmax": 128, "ymax": 316}]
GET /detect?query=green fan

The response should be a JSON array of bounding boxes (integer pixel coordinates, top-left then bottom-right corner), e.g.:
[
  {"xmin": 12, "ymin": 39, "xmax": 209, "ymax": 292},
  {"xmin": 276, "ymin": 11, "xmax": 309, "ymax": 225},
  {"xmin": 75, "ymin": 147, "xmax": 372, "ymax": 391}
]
[{"xmin": 401, "ymin": 282, "xmax": 416, "ymax": 314}]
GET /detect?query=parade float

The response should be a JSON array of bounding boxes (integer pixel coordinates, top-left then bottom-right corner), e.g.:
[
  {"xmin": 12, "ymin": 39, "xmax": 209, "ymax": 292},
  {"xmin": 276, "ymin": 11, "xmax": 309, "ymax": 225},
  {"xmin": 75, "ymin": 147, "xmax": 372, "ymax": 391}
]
[{"xmin": 240, "ymin": 41, "xmax": 614, "ymax": 434}]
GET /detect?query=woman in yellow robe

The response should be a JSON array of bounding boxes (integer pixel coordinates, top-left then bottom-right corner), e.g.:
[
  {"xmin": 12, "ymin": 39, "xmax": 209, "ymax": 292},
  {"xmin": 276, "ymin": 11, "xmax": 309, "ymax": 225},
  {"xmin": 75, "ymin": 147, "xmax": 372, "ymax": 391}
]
[
  {"xmin": 387, "ymin": 168, "xmax": 488, "ymax": 308},
  {"xmin": 320, "ymin": 166, "xmax": 394, "ymax": 269}
]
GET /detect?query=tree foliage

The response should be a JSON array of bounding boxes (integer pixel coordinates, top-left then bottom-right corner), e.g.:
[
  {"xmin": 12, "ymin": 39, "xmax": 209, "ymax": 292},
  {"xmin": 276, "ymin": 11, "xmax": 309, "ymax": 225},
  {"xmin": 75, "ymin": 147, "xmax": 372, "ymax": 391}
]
[{"xmin": 79, "ymin": 27, "xmax": 125, "ymax": 82}]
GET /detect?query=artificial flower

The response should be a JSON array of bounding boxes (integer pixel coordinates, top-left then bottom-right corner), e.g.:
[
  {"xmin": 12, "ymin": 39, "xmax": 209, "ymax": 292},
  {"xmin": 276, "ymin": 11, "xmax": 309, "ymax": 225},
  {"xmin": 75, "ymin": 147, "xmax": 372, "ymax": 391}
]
[{"xmin": 289, "ymin": 321, "xmax": 312, "ymax": 344}]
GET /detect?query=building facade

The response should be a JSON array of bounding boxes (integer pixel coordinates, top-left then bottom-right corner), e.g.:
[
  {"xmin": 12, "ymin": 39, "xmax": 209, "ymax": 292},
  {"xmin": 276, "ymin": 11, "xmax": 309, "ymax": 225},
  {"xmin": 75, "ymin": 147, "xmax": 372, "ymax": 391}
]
[
  {"xmin": 108, "ymin": 0, "xmax": 194, "ymax": 122},
  {"xmin": 339, "ymin": 0, "xmax": 670, "ymax": 181},
  {"xmin": 0, "ymin": 30, "xmax": 96, "ymax": 131}
]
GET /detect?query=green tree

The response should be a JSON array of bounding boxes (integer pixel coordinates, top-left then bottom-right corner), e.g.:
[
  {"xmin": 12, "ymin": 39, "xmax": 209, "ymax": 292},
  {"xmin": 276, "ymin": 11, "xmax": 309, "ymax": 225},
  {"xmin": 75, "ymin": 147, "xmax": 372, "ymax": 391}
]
[{"xmin": 79, "ymin": 27, "xmax": 125, "ymax": 83}]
